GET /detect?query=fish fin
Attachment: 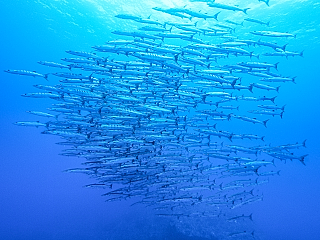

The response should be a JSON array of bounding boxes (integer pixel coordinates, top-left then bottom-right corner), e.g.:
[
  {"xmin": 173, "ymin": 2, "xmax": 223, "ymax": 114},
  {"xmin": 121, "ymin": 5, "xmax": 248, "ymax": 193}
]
[
  {"xmin": 248, "ymin": 84, "xmax": 253, "ymax": 93},
  {"xmin": 299, "ymin": 154, "xmax": 308, "ymax": 165},
  {"xmin": 243, "ymin": 8, "xmax": 250, "ymax": 14},
  {"xmin": 214, "ymin": 11, "xmax": 221, "ymax": 21},
  {"xmin": 300, "ymin": 50, "xmax": 304, "ymax": 57},
  {"xmin": 263, "ymin": 119, "xmax": 269, "ymax": 128},
  {"xmin": 302, "ymin": 139, "xmax": 307, "ymax": 148}
]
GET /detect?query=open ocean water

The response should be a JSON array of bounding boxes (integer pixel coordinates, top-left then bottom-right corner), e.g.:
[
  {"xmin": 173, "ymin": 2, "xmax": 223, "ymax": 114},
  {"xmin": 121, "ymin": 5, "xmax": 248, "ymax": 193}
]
[{"xmin": 1, "ymin": 0, "xmax": 320, "ymax": 239}]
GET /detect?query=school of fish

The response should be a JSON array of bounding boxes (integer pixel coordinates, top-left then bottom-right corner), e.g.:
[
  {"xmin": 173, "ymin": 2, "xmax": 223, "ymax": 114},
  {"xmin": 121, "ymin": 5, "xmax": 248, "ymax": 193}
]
[{"xmin": 6, "ymin": 0, "xmax": 308, "ymax": 238}]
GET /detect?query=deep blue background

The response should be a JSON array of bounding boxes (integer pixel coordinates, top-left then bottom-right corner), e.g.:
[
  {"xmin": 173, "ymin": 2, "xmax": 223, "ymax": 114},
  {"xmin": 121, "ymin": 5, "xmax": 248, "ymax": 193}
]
[{"xmin": 1, "ymin": 0, "xmax": 320, "ymax": 239}]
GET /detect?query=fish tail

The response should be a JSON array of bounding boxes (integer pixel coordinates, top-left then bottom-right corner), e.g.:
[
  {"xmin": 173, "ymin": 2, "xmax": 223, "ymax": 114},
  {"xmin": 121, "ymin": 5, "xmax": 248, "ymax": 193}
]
[
  {"xmin": 243, "ymin": 8, "xmax": 250, "ymax": 14},
  {"xmin": 280, "ymin": 111, "xmax": 284, "ymax": 119},
  {"xmin": 263, "ymin": 119, "xmax": 269, "ymax": 128},
  {"xmin": 292, "ymin": 76, "xmax": 297, "ymax": 84},
  {"xmin": 248, "ymin": 84, "xmax": 254, "ymax": 93},
  {"xmin": 302, "ymin": 139, "xmax": 307, "ymax": 148},
  {"xmin": 300, "ymin": 50, "xmax": 304, "ymax": 57},
  {"xmin": 282, "ymin": 43, "xmax": 288, "ymax": 51},
  {"xmin": 214, "ymin": 11, "xmax": 221, "ymax": 21},
  {"xmin": 299, "ymin": 154, "xmax": 308, "ymax": 165}
]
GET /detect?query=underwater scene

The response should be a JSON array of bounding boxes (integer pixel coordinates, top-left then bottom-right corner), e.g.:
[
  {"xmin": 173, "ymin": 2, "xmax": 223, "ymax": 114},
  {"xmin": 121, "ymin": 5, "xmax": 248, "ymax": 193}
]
[{"xmin": 1, "ymin": 0, "xmax": 320, "ymax": 239}]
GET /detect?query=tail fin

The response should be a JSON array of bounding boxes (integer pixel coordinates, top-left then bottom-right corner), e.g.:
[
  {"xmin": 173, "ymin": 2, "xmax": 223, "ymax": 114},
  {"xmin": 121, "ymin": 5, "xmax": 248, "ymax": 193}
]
[
  {"xmin": 281, "ymin": 43, "xmax": 288, "ymax": 51},
  {"xmin": 248, "ymin": 84, "xmax": 253, "ymax": 93},
  {"xmin": 274, "ymin": 62, "xmax": 279, "ymax": 70},
  {"xmin": 174, "ymin": 54, "xmax": 179, "ymax": 63},
  {"xmin": 271, "ymin": 96, "xmax": 276, "ymax": 103},
  {"xmin": 276, "ymin": 86, "xmax": 280, "ymax": 93},
  {"xmin": 214, "ymin": 11, "xmax": 221, "ymax": 21},
  {"xmin": 243, "ymin": 8, "xmax": 250, "ymax": 14},
  {"xmin": 292, "ymin": 77, "xmax": 297, "ymax": 84},
  {"xmin": 302, "ymin": 139, "xmax": 307, "ymax": 148},
  {"xmin": 249, "ymin": 51, "xmax": 254, "ymax": 59},
  {"xmin": 44, "ymin": 74, "xmax": 49, "ymax": 81},
  {"xmin": 299, "ymin": 154, "xmax": 308, "ymax": 165},
  {"xmin": 300, "ymin": 50, "xmax": 304, "ymax": 57},
  {"xmin": 263, "ymin": 119, "xmax": 269, "ymax": 128}
]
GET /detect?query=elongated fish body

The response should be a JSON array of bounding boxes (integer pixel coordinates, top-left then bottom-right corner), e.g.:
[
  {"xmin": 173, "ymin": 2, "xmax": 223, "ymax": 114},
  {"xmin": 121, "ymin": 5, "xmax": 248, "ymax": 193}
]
[
  {"xmin": 5, "ymin": 70, "xmax": 48, "ymax": 80},
  {"xmin": 258, "ymin": 96, "xmax": 277, "ymax": 103},
  {"xmin": 251, "ymin": 31, "xmax": 296, "ymax": 38},
  {"xmin": 244, "ymin": 18, "xmax": 270, "ymax": 26},
  {"xmin": 263, "ymin": 52, "xmax": 289, "ymax": 58},
  {"xmin": 239, "ymin": 61, "xmax": 279, "ymax": 70},
  {"xmin": 233, "ymin": 115, "xmax": 269, "ymax": 127},
  {"xmin": 106, "ymin": 39, "xmax": 134, "ymax": 45},
  {"xmin": 252, "ymin": 83, "xmax": 280, "ymax": 92},
  {"xmin": 207, "ymin": 3, "xmax": 250, "ymax": 14},
  {"xmin": 284, "ymin": 50, "xmax": 304, "ymax": 57},
  {"xmin": 61, "ymin": 58, "xmax": 97, "ymax": 64},
  {"xmin": 260, "ymin": 76, "xmax": 296, "ymax": 83},
  {"xmin": 21, "ymin": 92, "xmax": 62, "ymax": 99},
  {"xmin": 138, "ymin": 26, "xmax": 170, "ymax": 32},
  {"xmin": 114, "ymin": 14, "xmax": 141, "ymax": 21},
  {"xmin": 225, "ymin": 20, "xmax": 243, "ymax": 26},
  {"xmin": 38, "ymin": 61, "xmax": 71, "ymax": 70},
  {"xmin": 258, "ymin": 104, "xmax": 286, "ymax": 111},
  {"xmin": 52, "ymin": 72, "xmax": 93, "ymax": 80},
  {"xmin": 266, "ymin": 152, "xmax": 308, "ymax": 165},
  {"xmin": 184, "ymin": 10, "xmax": 220, "ymax": 20},
  {"xmin": 248, "ymin": 110, "xmax": 283, "ymax": 118},
  {"xmin": 255, "ymin": 40, "xmax": 288, "ymax": 51},
  {"xmin": 14, "ymin": 121, "xmax": 47, "ymax": 127},
  {"xmin": 26, "ymin": 111, "xmax": 58, "ymax": 119},
  {"xmin": 65, "ymin": 50, "xmax": 100, "ymax": 59},
  {"xmin": 134, "ymin": 18, "xmax": 163, "ymax": 26},
  {"xmin": 132, "ymin": 52, "xmax": 177, "ymax": 62}
]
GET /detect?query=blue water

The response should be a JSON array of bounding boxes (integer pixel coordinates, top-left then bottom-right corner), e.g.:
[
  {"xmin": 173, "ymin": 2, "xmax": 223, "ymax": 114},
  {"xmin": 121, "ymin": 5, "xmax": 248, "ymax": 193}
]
[{"xmin": 1, "ymin": 0, "xmax": 320, "ymax": 239}]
